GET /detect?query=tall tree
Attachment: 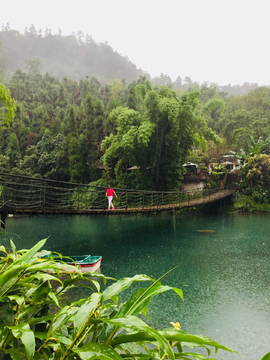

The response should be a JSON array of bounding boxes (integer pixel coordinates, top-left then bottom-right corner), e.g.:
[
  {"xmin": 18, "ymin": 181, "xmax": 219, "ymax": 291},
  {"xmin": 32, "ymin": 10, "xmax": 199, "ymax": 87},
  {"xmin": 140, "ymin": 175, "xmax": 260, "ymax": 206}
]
[
  {"xmin": 219, "ymin": 87, "xmax": 270, "ymax": 149},
  {"xmin": 80, "ymin": 93, "xmax": 105, "ymax": 182},
  {"xmin": 0, "ymin": 82, "xmax": 16, "ymax": 126},
  {"xmin": 101, "ymin": 82, "xmax": 220, "ymax": 190},
  {"xmin": 5, "ymin": 133, "xmax": 21, "ymax": 168}
]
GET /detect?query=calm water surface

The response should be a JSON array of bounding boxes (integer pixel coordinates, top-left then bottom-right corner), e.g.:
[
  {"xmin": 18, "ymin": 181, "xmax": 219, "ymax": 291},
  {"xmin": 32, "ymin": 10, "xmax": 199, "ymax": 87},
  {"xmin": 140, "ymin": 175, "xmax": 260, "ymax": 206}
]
[{"xmin": 2, "ymin": 213, "xmax": 270, "ymax": 360}]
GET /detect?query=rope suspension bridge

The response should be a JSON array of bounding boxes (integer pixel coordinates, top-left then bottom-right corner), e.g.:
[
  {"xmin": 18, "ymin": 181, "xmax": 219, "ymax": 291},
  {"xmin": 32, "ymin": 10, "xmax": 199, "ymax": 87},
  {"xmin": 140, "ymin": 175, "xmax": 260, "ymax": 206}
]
[{"xmin": 0, "ymin": 173, "xmax": 236, "ymax": 220}]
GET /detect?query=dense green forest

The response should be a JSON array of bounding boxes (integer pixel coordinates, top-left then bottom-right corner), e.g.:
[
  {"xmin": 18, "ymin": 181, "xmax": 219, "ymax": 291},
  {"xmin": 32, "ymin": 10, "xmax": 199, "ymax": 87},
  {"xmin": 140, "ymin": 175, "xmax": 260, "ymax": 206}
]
[
  {"xmin": 0, "ymin": 67, "xmax": 223, "ymax": 190},
  {"xmin": 1, "ymin": 25, "xmax": 270, "ymax": 193}
]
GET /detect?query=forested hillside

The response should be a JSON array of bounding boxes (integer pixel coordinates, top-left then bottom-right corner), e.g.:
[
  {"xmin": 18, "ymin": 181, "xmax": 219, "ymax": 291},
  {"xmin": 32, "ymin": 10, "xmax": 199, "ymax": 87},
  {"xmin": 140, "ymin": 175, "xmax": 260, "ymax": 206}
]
[
  {"xmin": 152, "ymin": 73, "xmax": 262, "ymax": 97},
  {"xmin": 1, "ymin": 61, "xmax": 270, "ymax": 190},
  {"xmin": 0, "ymin": 25, "xmax": 265, "ymax": 97},
  {"xmin": 1, "ymin": 25, "xmax": 270, "ymax": 192},
  {"xmin": 0, "ymin": 67, "xmax": 227, "ymax": 190},
  {"xmin": 218, "ymin": 87, "xmax": 270, "ymax": 148},
  {"xmin": 0, "ymin": 25, "xmax": 150, "ymax": 85}
]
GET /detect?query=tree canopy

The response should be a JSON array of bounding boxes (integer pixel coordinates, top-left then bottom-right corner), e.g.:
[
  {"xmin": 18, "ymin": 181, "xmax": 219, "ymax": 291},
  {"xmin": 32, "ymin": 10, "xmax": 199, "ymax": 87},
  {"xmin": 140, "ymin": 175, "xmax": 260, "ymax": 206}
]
[
  {"xmin": 0, "ymin": 82, "xmax": 16, "ymax": 126},
  {"xmin": 101, "ymin": 82, "xmax": 220, "ymax": 190},
  {"xmin": 1, "ymin": 57, "xmax": 269, "ymax": 192},
  {"xmin": 218, "ymin": 87, "xmax": 270, "ymax": 149}
]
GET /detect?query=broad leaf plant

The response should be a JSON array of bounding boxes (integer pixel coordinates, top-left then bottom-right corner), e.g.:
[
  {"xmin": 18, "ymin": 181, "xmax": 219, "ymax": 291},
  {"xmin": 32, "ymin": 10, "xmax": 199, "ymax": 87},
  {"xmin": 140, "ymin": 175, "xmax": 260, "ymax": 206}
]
[{"xmin": 0, "ymin": 239, "xmax": 242, "ymax": 360}]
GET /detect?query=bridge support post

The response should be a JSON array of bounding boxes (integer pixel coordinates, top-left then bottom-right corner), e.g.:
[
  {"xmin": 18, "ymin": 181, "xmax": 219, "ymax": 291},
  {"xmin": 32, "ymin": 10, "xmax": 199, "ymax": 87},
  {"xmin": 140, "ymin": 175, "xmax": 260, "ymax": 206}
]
[
  {"xmin": 43, "ymin": 180, "xmax": 46, "ymax": 208},
  {"xmin": 1, "ymin": 212, "xmax": 6, "ymax": 229},
  {"xmin": 77, "ymin": 186, "xmax": 80, "ymax": 211}
]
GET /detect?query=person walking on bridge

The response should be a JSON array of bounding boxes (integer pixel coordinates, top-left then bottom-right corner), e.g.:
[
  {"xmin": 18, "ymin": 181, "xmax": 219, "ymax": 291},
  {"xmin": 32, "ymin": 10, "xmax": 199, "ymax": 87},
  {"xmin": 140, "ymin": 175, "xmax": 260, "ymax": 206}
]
[{"xmin": 106, "ymin": 186, "xmax": 117, "ymax": 210}]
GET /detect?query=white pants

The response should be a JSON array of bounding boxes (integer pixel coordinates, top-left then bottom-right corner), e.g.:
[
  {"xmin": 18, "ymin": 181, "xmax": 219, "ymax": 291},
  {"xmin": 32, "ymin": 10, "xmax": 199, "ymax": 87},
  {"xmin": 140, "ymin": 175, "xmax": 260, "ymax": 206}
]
[{"xmin": 108, "ymin": 196, "xmax": 113, "ymax": 209}]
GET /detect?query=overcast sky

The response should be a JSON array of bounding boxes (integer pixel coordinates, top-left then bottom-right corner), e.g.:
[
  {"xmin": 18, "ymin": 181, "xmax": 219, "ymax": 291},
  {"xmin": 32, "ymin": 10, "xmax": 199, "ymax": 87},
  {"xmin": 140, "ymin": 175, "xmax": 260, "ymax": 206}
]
[{"xmin": 1, "ymin": 0, "xmax": 270, "ymax": 86}]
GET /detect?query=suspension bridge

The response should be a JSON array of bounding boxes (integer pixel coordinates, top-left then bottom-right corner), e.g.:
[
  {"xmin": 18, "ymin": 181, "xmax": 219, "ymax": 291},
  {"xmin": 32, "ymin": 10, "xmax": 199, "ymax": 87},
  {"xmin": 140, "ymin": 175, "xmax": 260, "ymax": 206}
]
[{"xmin": 0, "ymin": 172, "xmax": 237, "ymax": 222}]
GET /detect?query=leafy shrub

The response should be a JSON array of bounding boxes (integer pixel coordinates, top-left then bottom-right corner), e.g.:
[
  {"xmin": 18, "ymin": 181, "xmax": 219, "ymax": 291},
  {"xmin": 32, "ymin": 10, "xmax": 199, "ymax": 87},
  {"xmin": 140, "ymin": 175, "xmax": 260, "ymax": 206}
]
[
  {"xmin": 0, "ymin": 239, "xmax": 239, "ymax": 359},
  {"xmin": 233, "ymin": 186, "xmax": 270, "ymax": 213}
]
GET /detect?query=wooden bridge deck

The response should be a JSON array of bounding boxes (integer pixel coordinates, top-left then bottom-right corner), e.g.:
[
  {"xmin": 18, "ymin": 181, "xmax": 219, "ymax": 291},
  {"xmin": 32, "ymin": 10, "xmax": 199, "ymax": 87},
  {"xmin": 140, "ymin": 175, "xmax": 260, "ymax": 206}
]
[
  {"xmin": 0, "ymin": 172, "xmax": 237, "ymax": 221},
  {"xmin": 4, "ymin": 189, "xmax": 235, "ymax": 216}
]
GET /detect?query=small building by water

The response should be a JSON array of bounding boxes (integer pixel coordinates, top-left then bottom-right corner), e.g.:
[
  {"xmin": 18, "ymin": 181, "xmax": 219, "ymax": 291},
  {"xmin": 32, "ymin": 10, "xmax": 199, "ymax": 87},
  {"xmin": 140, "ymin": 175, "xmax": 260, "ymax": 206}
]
[
  {"xmin": 182, "ymin": 162, "xmax": 208, "ymax": 192},
  {"xmin": 221, "ymin": 161, "xmax": 235, "ymax": 171},
  {"xmin": 183, "ymin": 162, "xmax": 198, "ymax": 173}
]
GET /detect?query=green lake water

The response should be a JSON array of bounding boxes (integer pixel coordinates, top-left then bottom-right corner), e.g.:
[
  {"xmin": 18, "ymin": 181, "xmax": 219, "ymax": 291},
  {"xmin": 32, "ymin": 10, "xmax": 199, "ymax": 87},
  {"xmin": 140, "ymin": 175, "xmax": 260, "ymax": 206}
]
[{"xmin": 2, "ymin": 212, "xmax": 270, "ymax": 360}]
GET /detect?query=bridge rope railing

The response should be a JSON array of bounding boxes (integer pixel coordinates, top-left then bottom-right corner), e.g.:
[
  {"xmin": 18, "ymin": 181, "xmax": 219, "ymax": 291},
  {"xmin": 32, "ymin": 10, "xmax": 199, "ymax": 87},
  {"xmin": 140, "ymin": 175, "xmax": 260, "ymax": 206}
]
[{"xmin": 0, "ymin": 172, "xmax": 235, "ymax": 212}]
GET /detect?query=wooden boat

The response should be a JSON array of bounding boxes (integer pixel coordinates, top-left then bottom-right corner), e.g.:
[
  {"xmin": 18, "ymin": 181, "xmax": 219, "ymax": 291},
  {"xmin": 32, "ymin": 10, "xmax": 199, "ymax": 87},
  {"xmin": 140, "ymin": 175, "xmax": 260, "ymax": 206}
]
[
  {"xmin": 44, "ymin": 255, "xmax": 102, "ymax": 273},
  {"xmin": 63, "ymin": 255, "xmax": 102, "ymax": 273}
]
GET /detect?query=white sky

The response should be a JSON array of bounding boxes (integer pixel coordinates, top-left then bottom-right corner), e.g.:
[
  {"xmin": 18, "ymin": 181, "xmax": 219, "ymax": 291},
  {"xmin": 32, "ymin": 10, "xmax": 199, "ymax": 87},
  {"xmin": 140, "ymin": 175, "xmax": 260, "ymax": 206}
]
[{"xmin": 1, "ymin": 0, "xmax": 270, "ymax": 85}]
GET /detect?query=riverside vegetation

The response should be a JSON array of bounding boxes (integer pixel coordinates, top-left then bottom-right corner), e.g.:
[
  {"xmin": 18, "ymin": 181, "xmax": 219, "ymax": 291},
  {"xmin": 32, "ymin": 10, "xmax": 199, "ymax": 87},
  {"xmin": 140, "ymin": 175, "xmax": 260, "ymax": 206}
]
[
  {"xmin": 0, "ymin": 238, "xmax": 240, "ymax": 360},
  {"xmin": 227, "ymin": 142, "xmax": 270, "ymax": 213}
]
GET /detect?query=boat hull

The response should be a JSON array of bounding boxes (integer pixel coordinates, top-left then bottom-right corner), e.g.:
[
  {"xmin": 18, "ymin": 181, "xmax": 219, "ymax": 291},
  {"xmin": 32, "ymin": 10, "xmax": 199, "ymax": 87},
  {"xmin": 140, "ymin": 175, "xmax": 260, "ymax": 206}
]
[
  {"xmin": 42, "ymin": 254, "xmax": 102, "ymax": 273},
  {"xmin": 65, "ymin": 258, "xmax": 102, "ymax": 273}
]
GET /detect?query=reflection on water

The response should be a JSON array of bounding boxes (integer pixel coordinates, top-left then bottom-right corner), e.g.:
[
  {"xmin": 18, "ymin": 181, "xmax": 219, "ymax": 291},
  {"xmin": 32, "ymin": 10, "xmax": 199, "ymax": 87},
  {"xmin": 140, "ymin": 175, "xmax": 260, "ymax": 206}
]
[{"xmin": 2, "ymin": 213, "xmax": 270, "ymax": 360}]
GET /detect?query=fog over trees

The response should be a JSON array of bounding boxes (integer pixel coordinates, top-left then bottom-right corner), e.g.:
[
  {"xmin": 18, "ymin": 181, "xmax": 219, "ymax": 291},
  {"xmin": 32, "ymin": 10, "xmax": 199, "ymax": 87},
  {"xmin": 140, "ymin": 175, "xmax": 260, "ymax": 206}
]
[
  {"xmin": 0, "ymin": 24, "xmax": 265, "ymax": 96},
  {"xmin": 1, "ymin": 24, "xmax": 270, "ymax": 191},
  {"xmin": 0, "ymin": 24, "xmax": 150, "ymax": 85}
]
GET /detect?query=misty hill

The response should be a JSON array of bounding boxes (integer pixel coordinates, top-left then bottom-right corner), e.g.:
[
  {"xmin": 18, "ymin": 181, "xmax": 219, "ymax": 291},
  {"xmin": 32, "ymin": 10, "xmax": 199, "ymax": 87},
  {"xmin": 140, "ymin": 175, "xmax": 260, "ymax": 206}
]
[
  {"xmin": 0, "ymin": 25, "xmax": 265, "ymax": 96},
  {"xmin": 0, "ymin": 25, "xmax": 150, "ymax": 85}
]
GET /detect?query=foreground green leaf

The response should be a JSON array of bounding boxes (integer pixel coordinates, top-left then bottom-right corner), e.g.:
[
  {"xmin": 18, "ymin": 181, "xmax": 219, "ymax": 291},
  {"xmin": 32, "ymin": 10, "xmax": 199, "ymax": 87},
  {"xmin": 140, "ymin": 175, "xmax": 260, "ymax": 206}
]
[
  {"xmin": 119, "ymin": 284, "xmax": 183, "ymax": 317},
  {"xmin": 13, "ymin": 239, "xmax": 47, "ymax": 266},
  {"xmin": 48, "ymin": 306, "xmax": 78, "ymax": 337},
  {"xmin": 103, "ymin": 316, "xmax": 175, "ymax": 360},
  {"xmin": 73, "ymin": 343, "xmax": 123, "ymax": 359},
  {"xmin": 0, "ymin": 263, "xmax": 29, "ymax": 296},
  {"xmin": 9, "ymin": 323, "xmax": 35, "ymax": 359},
  {"xmin": 74, "ymin": 292, "xmax": 101, "ymax": 334},
  {"xmin": 0, "ymin": 241, "xmax": 238, "ymax": 360},
  {"xmin": 111, "ymin": 330, "xmax": 237, "ymax": 356},
  {"xmin": 261, "ymin": 353, "xmax": 270, "ymax": 360},
  {"xmin": 102, "ymin": 274, "xmax": 154, "ymax": 302}
]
